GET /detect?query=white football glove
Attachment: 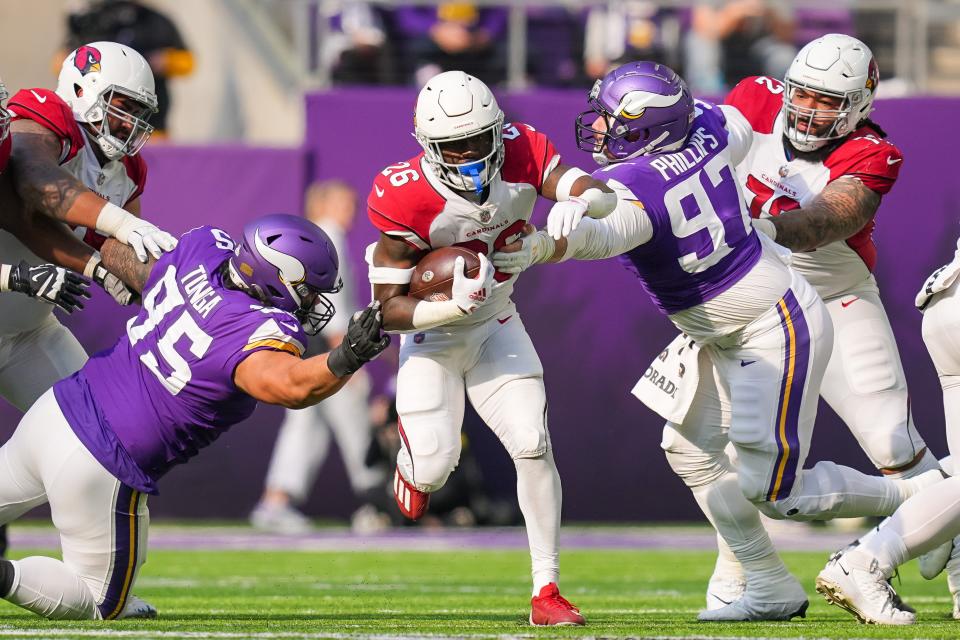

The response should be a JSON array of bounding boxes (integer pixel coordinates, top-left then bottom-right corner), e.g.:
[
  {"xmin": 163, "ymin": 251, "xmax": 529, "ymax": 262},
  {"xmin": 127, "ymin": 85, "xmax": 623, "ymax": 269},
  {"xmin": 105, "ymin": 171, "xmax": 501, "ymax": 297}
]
[
  {"xmin": 84, "ymin": 255, "xmax": 135, "ymax": 306},
  {"xmin": 751, "ymin": 217, "xmax": 777, "ymax": 241},
  {"xmin": 546, "ymin": 196, "xmax": 589, "ymax": 240},
  {"xmin": 492, "ymin": 229, "xmax": 556, "ymax": 275},
  {"xmin": 451, "ymin": 253, "xmax": 494, "ymax": 314}
]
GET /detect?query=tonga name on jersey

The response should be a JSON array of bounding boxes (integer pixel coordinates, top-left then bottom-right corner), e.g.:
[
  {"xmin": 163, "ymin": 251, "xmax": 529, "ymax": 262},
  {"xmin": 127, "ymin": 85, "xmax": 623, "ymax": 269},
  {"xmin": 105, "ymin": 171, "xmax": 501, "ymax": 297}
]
[
  {"xmin": 595, "ymin": 101, "xmax": 760, "ymax": 314},
  {"xmin": 367, "ymin": 122, "xmax": 560, "ymax": 326},
  {"xmin": 725, "ymin": 76, "xmax": 903, "ymax": 299},
  {"xmin": 54, "ymin": 226, "xmax": 308, "ymax": 494},
  {"xmin": 0, "ymin": 88, "xmax": 149, "ymax": 334}
]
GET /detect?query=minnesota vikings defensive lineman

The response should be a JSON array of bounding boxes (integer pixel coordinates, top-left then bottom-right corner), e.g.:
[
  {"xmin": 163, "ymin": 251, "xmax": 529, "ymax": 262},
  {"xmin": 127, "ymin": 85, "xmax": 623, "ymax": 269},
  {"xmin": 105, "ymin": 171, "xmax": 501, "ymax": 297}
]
[
  {"xmin": 0, "ymin": 78, "xmax": 90, "ymax": 314},
  {"xmin": 493, "ymin": 61, "xmax": 941, "ymax": 622},
  {"xmin": 0, "ymin": 215, "xmax": 389, "ymax": 620},
  {"xmin": 709, "ymin": 33, "xmax": 941, "ymax": 613},
  {"xmin": 367, "ymin": 70, "xmax": 618, "ymax": 625}
]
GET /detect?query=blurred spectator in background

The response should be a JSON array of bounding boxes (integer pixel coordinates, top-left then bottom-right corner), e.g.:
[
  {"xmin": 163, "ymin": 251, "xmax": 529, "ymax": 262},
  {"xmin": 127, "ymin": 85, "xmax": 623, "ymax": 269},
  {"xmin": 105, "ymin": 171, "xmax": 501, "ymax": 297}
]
[
  {"xmin": 525, "ymin": 6, "xmax": 586, "ymax": 88},
  {"xmin": 321, "ymin": 2, "xmax": 399, "ymax": 85},
  {"xmin": 687, "ymin": 0, "xmax": 795, "ymax": 94},
  {"xmin": 583, "ymin": 2, "xmax": 685, "ymax": 80},
  {"xmin": 63, "ymin": 0, "xmax": 193, "ymax": 136},
  {"xmin": 250, "ymin": 180, "xmax": 388, "ymax": 535},
  {"xmin": 395, "ymin": 3, "xmax": 507, "ymax": 86}
]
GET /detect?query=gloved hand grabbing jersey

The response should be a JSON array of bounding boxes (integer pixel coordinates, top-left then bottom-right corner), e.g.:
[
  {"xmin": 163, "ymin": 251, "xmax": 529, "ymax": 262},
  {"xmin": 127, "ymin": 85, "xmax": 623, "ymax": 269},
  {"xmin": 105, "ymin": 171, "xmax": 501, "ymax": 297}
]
[
  {"xmin": 327, "ymin": 300, "xmax": 392, "ymax": 377},
  {"xmin": 0, "ymin": 261, "xmax": 91, "ymax": 312}
]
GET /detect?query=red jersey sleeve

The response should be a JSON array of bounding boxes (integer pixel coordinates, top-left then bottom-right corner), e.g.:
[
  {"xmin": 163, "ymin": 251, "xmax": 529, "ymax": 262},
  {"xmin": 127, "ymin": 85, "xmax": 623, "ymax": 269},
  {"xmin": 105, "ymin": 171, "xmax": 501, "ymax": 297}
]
[
  {"xmin": 366, "ymin": 154, "xmax": 444, "ymax": 251},
  {"xmin": 7, "ymin": 89, "xmax": 85, "ymax": 163},
  {"xmin": 500, "ymin": 122, "xmax": 560, "ymax": 191},
  {"xmin": 723, "ymin": 76, "xmax": 784, "ymax": 135},
  {"xmin": 825, "ymin": 127, "xmax": 902, "ymax": 195},
  {"xmin": 122, "ymin": 154, "xmax": 149, "ymax": 205}
]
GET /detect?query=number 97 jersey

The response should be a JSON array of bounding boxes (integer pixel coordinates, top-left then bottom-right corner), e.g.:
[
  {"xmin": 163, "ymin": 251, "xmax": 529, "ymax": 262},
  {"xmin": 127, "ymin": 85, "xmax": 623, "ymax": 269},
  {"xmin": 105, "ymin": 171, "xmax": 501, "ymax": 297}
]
[
  {"xmin": 367, "ymin": 122, "xmax": 560, "ymax": 326},
  {"xmin": 53, "ymin": 226, "xmax": 308, "ymax": 494}
]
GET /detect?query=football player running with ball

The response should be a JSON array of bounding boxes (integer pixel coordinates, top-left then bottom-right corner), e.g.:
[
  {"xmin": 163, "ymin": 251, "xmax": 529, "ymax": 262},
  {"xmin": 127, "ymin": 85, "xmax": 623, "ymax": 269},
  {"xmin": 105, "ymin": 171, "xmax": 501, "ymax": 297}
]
[
  {"xmin": 493, "ymin": 60, "xmax": 942, "ymax": 622},
  {"xmin": 366, "ymin": 70, "xmax": 617, "ymax": 626},
  {"xmin": 0, "ymin": 216, "xmax": 389, "ymax": 620}
]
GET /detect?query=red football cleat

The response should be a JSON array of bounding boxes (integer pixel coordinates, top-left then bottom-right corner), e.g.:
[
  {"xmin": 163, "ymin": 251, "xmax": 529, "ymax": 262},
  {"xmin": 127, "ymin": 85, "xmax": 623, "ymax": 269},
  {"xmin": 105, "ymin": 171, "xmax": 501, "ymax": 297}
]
[
  {"xmin": 530, "ymin": 583, "xmax": 585, "ymax": 626},
  {"xmin": 393, "ymin": 467, "xmax": 429, "ymax": 520}
]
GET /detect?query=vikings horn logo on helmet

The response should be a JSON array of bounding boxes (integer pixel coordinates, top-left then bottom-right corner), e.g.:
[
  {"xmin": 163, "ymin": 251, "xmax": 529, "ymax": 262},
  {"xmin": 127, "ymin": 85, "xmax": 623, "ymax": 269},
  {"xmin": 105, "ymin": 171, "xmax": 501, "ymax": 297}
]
[{"xmin": 74, "ymin": 46, "xmax": 102, "ymax": 76}]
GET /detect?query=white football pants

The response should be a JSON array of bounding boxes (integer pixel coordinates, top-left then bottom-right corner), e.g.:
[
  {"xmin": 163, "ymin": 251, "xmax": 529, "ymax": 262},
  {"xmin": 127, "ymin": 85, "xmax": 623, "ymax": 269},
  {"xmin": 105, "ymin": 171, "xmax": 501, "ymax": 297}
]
[
  {"xmin": 394, "ymin": 307, "xmax": 562, "ymax": 592},
  {"xmin": 0, "ymin": 314, "xmax": 88, "ymax": 412},
  {"xmin": 0, "ymin": 389, "xmax": 148, "ymax": 620},
  {"xmin": 264, "ymin": 371, "xmax": 384, "ymax": 501},
  {"xmin": 820, "ymin": 279, "xmax": 930, "ymax": 471}
]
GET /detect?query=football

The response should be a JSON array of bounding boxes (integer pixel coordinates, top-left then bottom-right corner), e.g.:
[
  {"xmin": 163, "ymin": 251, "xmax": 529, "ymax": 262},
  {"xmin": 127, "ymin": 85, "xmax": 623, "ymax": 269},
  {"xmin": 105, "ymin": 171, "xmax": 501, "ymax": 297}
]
[{"xmin": 408, "ymin": 246, "xmax": 482, "ymax": 301}]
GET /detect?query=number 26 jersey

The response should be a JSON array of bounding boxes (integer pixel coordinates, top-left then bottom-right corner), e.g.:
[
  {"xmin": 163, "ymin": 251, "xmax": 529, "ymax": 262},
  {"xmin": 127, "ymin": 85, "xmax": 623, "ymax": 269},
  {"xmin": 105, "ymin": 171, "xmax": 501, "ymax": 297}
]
[{"xmin": 367, "ymin": 122, "xmax": 560, "ymax": 326}]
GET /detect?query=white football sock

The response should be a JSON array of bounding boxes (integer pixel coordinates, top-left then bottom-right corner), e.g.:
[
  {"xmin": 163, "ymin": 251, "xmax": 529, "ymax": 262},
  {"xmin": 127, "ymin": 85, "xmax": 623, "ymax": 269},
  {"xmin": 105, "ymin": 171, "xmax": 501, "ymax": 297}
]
[
  {"xmin": 5, "ymin": 557, "xmax": 99, "ymax": 620},
  {"xmin": 860, "ymin": 476, "xmax": 960, "ymax": 576},
  {"xmin": 714, "ymin": 533, "xmax": 745, "ymax": 581},
  {"xmin": 515, "ymin": 451, "xmax": 562, "ymax": 595},
  {"xmin": 690, "ymin": 471, "xmax": 796, "ymax": 599}
]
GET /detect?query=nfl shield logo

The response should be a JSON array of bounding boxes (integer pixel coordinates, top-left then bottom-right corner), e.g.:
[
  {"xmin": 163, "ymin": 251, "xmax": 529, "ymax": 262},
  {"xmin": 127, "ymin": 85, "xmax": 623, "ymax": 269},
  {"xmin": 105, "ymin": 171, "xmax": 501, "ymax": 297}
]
[
  {"xmin": 413, "ymin": 333, "xmax": 425, "ymax": 344},
  {"xmin": 779, "ymin": 165, "xmax": 789, "ymax": 178},
  {"xmin": 479, "ymin": 210, "xmax": 491, "ymax": 223}
]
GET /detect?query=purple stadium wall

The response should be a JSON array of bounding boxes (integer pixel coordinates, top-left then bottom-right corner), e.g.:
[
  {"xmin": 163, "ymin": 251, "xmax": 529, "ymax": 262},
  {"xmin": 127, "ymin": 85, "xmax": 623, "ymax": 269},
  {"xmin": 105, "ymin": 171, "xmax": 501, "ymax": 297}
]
[{"xmin": 1, "ymin": 90, "xmax": 956, "ymax": 521}]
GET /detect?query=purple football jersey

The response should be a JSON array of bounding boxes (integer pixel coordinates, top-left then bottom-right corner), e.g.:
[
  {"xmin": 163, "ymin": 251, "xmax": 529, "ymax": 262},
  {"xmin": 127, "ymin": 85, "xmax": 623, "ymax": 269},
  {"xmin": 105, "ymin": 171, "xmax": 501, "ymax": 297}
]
[
  {"xmin": 595, "ymin": 101, "xmax": 760, "ymax": 314},
  {"xmin": 54, "ymin": 226, "xmax": 308, "ymax": 494}
]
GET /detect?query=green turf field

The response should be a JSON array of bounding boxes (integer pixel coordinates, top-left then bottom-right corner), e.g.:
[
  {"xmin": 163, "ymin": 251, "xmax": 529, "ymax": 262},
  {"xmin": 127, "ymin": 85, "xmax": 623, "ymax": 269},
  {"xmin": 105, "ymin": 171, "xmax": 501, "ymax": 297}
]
[{"xmin": 0, "ymin": 546, "xmax": 957, "ymax": 639}]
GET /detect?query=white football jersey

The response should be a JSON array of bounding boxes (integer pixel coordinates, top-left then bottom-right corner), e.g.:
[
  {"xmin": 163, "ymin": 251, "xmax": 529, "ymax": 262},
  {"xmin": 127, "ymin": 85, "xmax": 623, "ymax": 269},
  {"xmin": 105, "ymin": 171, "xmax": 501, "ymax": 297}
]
[
  {"xmin": 726, "ymin": 76, "xmax": 903, "ymax": 300},
  {"xmin": 0, "ymin": 87, "xmax": 146, "ymax": 334},
  {"xmin": 368, "ymin": 122, "xmax": 560, "ymax": 327}
]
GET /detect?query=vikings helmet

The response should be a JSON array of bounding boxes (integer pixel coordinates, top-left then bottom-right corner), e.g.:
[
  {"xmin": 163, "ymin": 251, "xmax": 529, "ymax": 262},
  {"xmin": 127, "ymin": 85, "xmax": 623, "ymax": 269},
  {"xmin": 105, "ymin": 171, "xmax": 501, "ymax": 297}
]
[
  {"xmin": 576, "ymin": 61, "xmax": 694, "ymax": 165},
  {"xmin": 228, "ymin": 214, "xmax": 342, "ymax": 335},
  {"xmin": 56, "ymin": 41, "xmax": 158, "ymax": 160}
]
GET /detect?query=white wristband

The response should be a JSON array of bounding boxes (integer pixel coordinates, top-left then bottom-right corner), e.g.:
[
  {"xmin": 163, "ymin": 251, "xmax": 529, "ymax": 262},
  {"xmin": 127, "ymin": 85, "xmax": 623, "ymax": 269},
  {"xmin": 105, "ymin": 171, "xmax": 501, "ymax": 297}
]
[
  {"xmin": 83, "ymin": 252, "xmax": 103, "ymax": 278},
  {"xmin": 0, "ymin": 264, "xmax": 11, "ymax": 292},
  {"xmin": 554, "ymin": 167, "xmax": 588, "ymax": 202},
  {"xmin": 579, "ymin": 187, "xmax": 618, "ymax": 220},
  {"xmin": 411, "ymin": 299, "xmax": 466, "ymax": 330},
  {"xmin": 95, "ymin": 202, "xmax": 136, "ymax": 241}
]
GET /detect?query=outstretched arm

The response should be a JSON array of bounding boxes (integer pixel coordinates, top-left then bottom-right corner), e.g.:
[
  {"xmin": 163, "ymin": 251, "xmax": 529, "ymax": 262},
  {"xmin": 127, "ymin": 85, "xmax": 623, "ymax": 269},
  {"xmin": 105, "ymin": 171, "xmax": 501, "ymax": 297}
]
[
  {"xmin": 541, "ymin": 163, "xmax": 618, "ymax": 239},
  {"xmin": 99, "ymin": 238, "xmax": 155, "ymax": 294},
  {"xmin": 760, "ymin": 177, "xmax": 880, "ymax": 252}
]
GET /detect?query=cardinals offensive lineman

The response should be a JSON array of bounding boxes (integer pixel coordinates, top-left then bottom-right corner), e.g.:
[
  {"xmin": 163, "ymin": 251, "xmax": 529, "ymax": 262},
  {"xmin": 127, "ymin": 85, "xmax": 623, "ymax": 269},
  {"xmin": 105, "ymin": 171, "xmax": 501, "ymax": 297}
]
[
  {"xmin": 367, "ymin": 71, "xmax": 617, "ymax": 626},
  {"xmin": 0, "ymin": 42, "xmax": 176, "ymax": 413},
  {"xmin": 0, "ymin": 80, "xmax": 90, "ymax": 322},
  {"xmin": 695, "ymin": 33, "xmax": 944, "ymax": 613}
]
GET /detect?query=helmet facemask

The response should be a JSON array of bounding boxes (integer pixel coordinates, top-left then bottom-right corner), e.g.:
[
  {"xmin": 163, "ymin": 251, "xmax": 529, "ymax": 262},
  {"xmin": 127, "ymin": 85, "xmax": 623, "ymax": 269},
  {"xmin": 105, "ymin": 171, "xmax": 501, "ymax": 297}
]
[
  {"xmin": 293, "ymin": 279, "xmax": 342, "ymax": 336},
  {"xmin": 85, "ymin": 85, "xmax": 157, "ymax": 160},
  {"xmin": 418, "ymin": 113, "xmax": 504, "ymax": 194},
  {"xmin": 783, "ymin": 80, "xmax": 859, "ymax": 152}
]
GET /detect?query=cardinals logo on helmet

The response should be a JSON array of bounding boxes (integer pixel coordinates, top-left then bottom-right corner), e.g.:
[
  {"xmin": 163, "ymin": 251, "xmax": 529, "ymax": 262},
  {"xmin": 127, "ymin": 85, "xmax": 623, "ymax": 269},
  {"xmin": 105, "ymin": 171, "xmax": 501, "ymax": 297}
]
[{"xmin": 74, "ymin": 46, "xmax": 102, "ymax": 76}]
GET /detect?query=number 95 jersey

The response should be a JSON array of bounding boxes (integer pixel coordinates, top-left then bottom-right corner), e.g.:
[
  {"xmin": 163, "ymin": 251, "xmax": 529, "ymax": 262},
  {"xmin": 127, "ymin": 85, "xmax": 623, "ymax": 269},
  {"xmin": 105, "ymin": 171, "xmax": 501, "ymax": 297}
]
[
  {"xmin": 53, "ymin": 226, "xmax": 308, "ymax": 495},
  {"xmin": 367, "ymin": 122, "xmax": 560, "ymax": 326}
]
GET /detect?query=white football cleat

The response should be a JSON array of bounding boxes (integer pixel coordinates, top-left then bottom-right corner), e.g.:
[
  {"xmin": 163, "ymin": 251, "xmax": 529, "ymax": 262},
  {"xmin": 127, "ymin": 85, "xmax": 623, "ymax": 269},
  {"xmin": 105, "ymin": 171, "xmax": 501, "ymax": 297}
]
[
  {"xmin": 250, "ymin": 502, "xmax": 312, "ymax": 535},
  {"xmin": 815, "ymin": 548, "xmax": 915, "ymax": 625},
  {"xmin": 698, "ymin": 576, "xmax": 808, "ymax": 622},
  {"xmin": 945, "ymin": 542, "xmax": 960, "ymax": 619},
  {"xmin": 116, "ymin": 594, "xmax": 157, "ymax": 619},
  {"xmin": 918, "ymin": 537, "xmax": 954, "ymax": 580},
  {"xmin": 705, "ymin": 572, "xmax": 746, "ymax": 611}
]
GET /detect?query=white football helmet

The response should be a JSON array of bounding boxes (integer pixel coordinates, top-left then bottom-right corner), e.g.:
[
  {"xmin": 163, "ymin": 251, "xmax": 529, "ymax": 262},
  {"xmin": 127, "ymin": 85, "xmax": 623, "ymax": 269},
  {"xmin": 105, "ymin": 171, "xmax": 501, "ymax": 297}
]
[
  {"xmin": 414, "ymin": 71, "xmax": 504, "ymax": 193},
  {"xmin": 0, "ymin": 79, "xmax": 10, "ymax": 145},
  {"xmin": 56, "ymin": 41, "xmax": 158, "ymax": 160},
  {"xmin": 783, "ymin": 33, "xmax": 879, "ymax": 152}
]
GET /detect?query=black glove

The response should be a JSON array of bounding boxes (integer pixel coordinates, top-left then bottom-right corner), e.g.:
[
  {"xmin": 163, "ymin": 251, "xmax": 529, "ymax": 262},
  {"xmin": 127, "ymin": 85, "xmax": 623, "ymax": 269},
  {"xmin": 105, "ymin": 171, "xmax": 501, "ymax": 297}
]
[
  {"xmin": 5, "ymin": 261, "xmax": 91, "ymax": 313},
  {"xmin": 327, "ymin": 301, "xmax": 391, "ymax": 377}
]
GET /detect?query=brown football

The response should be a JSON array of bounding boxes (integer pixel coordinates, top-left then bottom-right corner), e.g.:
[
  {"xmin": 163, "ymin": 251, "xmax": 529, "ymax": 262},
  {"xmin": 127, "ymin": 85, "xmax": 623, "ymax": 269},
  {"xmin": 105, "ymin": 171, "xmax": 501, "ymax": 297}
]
[{"xmin": 408, "ymin": 246, "xmax": 481, "ymax": 301}]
